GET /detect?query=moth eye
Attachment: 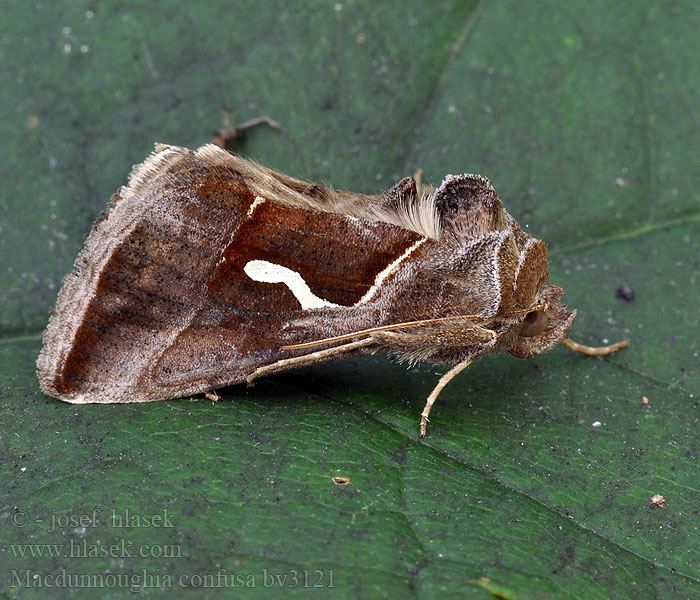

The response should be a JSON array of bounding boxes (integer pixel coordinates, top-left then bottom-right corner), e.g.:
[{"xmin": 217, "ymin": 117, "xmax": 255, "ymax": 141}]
[{"xmin": 520, "ymin": 309, "xmax": 548, "ymax": 337}]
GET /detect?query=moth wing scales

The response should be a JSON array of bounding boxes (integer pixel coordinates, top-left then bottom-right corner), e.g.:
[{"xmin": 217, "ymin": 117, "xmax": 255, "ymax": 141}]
[{"xmin": 38, "ymin": 145, "xmax": 424, "ymax": 404}]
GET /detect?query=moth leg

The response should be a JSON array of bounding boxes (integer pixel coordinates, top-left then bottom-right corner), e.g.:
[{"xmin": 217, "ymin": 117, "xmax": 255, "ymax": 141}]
[
  {"xmin": 420, "ymin": 356, "xmax": 474, "ymax": 438},
  {"xmin": 232, "ymin": 116, "xmax": 290, "ymax": 138},
  {"xmin": 246, "ymin": 338, "xmax": 376, "ymax": 386},
  {"xmin": 204, "ymin": 391, "xmax": 221, "ymax": 403},
  {"xmin": 562, "ymin": 337, "xmax": 629, "ymax": 356},
  {"xmin": 212, "ymin": 110, "xmax": 291, "ymax": 150}
]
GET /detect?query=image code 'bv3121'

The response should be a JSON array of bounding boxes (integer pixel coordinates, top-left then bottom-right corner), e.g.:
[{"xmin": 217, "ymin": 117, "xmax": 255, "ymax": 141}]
[{"xmin": 37, "ymin": 144, "xmax": 627, "ymax": 436}]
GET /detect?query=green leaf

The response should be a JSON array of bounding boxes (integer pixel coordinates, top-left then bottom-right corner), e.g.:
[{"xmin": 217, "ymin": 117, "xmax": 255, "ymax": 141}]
[{"xmin": 1, "ymin": 1, "xmax": 698, "ymax": 598}]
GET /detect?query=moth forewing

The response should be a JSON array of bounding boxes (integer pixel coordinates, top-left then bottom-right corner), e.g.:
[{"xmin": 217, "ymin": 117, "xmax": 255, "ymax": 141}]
[
  {"xmin": 38, "ymin": 143, "xmax": 627, "ymax": 436},
  {"xmin": 37, "ymin": 144, "xmax": 427, "ymax": 404}
]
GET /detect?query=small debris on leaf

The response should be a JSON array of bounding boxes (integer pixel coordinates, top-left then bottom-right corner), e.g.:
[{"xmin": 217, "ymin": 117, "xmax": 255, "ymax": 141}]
[
  {"xmin": 650, "ymin": 494, "xmax": 665, "ymax": 508},
  {"xmin": 332, "ymin": 476, "xmax": 351, "ymax": 486}
]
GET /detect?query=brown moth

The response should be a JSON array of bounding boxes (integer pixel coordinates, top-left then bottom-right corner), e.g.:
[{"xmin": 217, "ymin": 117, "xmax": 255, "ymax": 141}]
[{"xmin": 37, "ymin": 144, "xmax": 627, "ymax": 436}]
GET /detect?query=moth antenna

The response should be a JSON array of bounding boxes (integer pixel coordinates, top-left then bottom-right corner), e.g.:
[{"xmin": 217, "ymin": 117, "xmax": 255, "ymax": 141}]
[
  {"xmin": 420, "ymin": 356, "xmax": 474, "ymax": 438},
  {"xmin": 247, "ymin": 338, "xmax": 376, "ymax": 386},
  {"xmin": 562, "ymin": 337, "xmax": 629, "ymax": 356},
  {"xmin": 280, "ymin": 314, "xmax": 484, "ymax": 350}
]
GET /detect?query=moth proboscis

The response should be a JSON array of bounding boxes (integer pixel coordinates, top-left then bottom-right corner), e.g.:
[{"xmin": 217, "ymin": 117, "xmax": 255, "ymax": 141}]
[{"xmin": 37, "ymin": 143, "xmax": 628, "ymax": 437}]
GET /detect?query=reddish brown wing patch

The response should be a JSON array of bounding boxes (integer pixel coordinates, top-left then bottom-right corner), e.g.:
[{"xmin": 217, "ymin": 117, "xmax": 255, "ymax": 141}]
[{"xmin": 210, "ymin": 200, "xmax": 422, "ymax": 310}]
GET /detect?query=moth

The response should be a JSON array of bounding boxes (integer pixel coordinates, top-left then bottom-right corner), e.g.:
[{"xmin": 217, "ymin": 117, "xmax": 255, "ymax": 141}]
[{"xmin": 37, "ymin": 144, "xmax": 627, "ymax": 436}]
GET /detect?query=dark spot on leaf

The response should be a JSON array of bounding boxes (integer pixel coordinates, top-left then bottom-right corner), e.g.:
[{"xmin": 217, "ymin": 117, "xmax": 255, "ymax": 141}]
[
  {"xmin": 390, "ymin": 444, "xmax": 407, "ymax": 465},
  {"xmin": 347, "ymin": 529, "xmax": 369, "ymax": 538},
  {"xmin": 615, "ymin": 284, "xmax": 635, "ymax": 302}
]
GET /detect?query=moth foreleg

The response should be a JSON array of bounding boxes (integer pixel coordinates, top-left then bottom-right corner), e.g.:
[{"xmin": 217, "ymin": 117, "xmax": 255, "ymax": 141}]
[
  {"xmin": 246, "ymin": 337, "xmax": 377, "ymax": 386},
  {"xmin": 420, "ymin": 356, "xmax": 474, "ymax": 438}
]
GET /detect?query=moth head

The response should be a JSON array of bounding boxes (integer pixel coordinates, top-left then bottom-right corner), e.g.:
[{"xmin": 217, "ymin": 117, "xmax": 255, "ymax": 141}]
[
  {"xmin": 429, "ymin": 172, "xmax": 576, "ymax": 357},
  {"xmin": 498, "ymin": 225, "xmax": 576, "ymax": 357},
  {"xmin": 507, "ymin": 284, "xmax": 577, "ymax": 358}
]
